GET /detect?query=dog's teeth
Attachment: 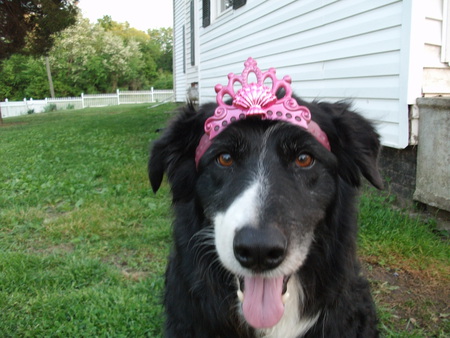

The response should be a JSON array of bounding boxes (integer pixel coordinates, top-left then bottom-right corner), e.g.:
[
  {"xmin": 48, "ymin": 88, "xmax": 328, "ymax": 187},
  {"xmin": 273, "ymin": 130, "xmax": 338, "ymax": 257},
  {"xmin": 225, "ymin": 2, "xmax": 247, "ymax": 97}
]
[
  {"xmin": 237, "ymin": 290, "xmax": 244, "ymax": 303},
  {"xmin": 282, "ymin": 292, "xmax": 290, "ymax": 304}
]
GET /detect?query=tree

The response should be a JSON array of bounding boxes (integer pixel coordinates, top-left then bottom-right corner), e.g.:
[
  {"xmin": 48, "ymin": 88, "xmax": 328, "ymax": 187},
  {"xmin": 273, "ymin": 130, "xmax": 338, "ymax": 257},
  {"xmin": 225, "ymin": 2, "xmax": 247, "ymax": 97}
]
[
  {"xmin": 0, "ymin": 0, "xmax": 78, "ymax": 122},
  {"xmin": 0, "ymin": 54, "xmax": 48, "ymax": 100},
  {"xmin": 97, "ymin": 15, "xmax": 149, "ymax": 44},
  {"xmin": 0, "ymin": 0, "xmax": 79, "ymax": 60},
  {"xmin": 0, "ymin": 14, "xmax": 173, "ymax": 102},
  {"xmin": 48, "ymin": 16, "xmax": 146, "ymax": 94},
  {"xmin": 99, "ymin": 32, "xmax": 143, "ymax": 91},
  {"xmin": 147, "ymin": 28, "xmax": 173, "ymax": 72}
]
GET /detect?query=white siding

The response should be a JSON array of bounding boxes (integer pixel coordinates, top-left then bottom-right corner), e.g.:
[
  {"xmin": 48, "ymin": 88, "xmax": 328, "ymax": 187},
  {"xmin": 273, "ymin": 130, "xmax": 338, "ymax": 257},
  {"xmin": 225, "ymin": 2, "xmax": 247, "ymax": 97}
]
[
  {"xmin": 198, "ymin": 0, "xmax": 411, "ymax": 148},
  {"xmin": 173, "ymin": 0, "xmax": 200, "ymax": 102},
  {"xmin": 423, "ymin": 0, "xmax": 450, "ymax": 96},
  {"xmin": 173, "ymin": 0, "xmax": 187, "ymax": 102},
  {"xmin": 185, "ymin": 0, "xmax": 199, "ymax": 88}
]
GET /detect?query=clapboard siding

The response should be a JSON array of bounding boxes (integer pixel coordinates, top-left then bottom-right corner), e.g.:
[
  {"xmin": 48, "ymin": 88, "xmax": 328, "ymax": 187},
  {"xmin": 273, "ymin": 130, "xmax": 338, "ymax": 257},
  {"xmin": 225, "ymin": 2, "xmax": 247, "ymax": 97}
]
[
  {"xmin": 423, "ymin": 0, "xmax": 450, "ymax": 95},
  {"xmin": 201, "ymin": 2, "xmax": 401, "ymax": 54},
  {"xmin": 173, "ymin": 0, "xmax": 186, "ymax": 102},
  {"xmin": 173, "ymin": 0, "xmax": 199, "ymax": 102},
  {"xmin": 171, "ymin": 0, "xmax": 449, "ymax": 147},
  {"xmin": 197, "ymin": 0, "xmax": 407, "ymax": 147},
  {"xmin": 185, "ymin": 0, "xmax": 199, "ymax": 87}
]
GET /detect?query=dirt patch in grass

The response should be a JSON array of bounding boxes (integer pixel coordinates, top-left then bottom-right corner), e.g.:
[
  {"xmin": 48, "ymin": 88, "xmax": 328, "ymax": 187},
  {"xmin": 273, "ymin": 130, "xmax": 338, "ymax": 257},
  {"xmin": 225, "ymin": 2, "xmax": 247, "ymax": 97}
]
[
  {"xmin": 362, "ymin": 258, "xmax": 449, "ymax": 335},
  {"xmin": 0, "ymin": 121, "xmax": 28, "ymax": 127}
]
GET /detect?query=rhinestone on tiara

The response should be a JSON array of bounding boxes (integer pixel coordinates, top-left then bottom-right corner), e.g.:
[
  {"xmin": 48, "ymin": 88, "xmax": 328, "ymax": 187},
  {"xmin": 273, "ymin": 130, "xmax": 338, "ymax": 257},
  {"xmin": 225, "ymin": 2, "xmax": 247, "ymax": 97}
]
[{"xmin": 195, "ymin": 57, "xmax": 330, "ymax": 167}]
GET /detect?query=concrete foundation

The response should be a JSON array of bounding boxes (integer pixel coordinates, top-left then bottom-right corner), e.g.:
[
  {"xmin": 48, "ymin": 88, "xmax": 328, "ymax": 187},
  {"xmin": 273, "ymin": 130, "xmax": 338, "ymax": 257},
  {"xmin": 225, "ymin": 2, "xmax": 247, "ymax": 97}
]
[{"xmin": 414, "ymin": 98, "xmax": 450, "ymax": 212}]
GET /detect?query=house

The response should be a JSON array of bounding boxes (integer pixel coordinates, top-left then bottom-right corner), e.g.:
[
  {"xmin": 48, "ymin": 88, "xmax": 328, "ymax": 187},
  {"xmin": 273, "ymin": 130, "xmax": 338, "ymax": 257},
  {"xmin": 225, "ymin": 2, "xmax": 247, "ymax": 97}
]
[{"xmin": 172, "ymin": 0, "xmax": 450, "ymax": 212}]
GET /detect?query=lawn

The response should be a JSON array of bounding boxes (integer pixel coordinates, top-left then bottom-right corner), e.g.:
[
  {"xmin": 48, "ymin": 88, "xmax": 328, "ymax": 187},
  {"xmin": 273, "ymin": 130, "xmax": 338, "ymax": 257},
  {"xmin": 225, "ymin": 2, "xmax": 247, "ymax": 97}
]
[{"xmin": 0, "ymin": 104, "xmax": 448, "ymax": 337}]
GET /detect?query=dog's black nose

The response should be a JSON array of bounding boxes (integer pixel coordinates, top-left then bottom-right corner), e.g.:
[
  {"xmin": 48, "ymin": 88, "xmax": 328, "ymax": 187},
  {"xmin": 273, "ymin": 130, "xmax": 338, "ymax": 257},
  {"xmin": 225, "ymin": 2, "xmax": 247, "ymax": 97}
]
[{"xmin": 233, "ymin": 226, "xmax": 287, "ymax": 271}]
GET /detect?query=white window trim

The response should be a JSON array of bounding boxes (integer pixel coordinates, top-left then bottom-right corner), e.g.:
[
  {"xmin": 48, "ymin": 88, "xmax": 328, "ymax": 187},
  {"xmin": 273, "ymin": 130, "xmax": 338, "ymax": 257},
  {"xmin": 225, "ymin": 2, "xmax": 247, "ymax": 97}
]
[{"xmin": 211, "ymin": 0, "xmax": 233, "ymax": 24}]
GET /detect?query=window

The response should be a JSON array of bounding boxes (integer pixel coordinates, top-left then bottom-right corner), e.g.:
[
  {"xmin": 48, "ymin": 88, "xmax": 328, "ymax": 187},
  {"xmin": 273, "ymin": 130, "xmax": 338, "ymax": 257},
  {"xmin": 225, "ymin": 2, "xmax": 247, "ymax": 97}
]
[
  {"xmin": 202, "ymin": 0, "xmax": 247, "ymax": 27},
  {"xmin": 219, "ymin": 0, "xmax": 233, "ymax": 15}
]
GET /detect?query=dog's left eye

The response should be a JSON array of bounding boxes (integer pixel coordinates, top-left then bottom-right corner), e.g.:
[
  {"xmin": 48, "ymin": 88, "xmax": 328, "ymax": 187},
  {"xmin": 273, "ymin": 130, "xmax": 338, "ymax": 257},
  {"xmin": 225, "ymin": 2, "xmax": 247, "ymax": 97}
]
[
  {"xmin": 217, "ymin": 153, "xmax": 234, "ymax": 167},
  {"xmin": 295, "ymin": 153, "xmax": 314, "ymax": 168}
]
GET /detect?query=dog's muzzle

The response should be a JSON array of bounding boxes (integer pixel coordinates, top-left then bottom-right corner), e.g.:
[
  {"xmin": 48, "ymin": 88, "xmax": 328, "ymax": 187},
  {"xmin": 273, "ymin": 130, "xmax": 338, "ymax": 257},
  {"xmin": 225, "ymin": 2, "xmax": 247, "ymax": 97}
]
[{"xmin": 233, "ymin": 226, "xmax": 290, "ymax": 329}]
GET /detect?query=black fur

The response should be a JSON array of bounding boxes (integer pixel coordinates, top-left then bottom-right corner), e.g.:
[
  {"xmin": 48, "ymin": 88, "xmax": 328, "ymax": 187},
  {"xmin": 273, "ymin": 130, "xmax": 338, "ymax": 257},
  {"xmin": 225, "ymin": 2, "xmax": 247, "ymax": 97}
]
[{"xmin": 149, "ymin": 98, "xmax": 382, "ymax": 337}]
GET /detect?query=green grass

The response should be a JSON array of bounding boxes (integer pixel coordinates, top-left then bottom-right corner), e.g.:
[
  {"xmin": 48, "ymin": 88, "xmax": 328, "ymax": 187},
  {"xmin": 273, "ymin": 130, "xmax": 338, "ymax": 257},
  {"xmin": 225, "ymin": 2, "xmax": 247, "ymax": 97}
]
[
  {"xmin": 0, "ymin": 104, "xmax": 176, "ymax": 336},
  {"xmin": 0, "ymin": 104, "xmax": 448, "ymax": 336},
  {"xmin": 359, "ymin": 190, "xmax": 448, "ymax": 270},
  {"xmin": 359, "ymin": 190, "xmax": 449, "ymax": 337}
]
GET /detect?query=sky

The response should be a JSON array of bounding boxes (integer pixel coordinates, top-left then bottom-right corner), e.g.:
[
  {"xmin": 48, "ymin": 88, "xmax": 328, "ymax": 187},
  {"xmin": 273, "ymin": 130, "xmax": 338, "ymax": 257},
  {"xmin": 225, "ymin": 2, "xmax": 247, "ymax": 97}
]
[{"xmin": 77, "ymin": 0, "xmax": 173, "ymax": 31}]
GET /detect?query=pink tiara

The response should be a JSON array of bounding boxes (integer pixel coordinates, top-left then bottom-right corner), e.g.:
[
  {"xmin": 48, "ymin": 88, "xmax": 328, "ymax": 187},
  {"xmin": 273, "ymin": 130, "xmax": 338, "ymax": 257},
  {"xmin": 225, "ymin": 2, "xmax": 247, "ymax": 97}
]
[{"xmin": 195, "ymin": 57, "xmax": 330, "ymax": 167}]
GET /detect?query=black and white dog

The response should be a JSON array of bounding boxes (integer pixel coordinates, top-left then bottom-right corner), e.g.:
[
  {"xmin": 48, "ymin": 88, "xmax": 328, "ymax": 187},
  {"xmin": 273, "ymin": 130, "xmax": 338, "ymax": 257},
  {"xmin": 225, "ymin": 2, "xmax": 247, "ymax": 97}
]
[{"xmin": 149, "ymin": 59, "xmax": 382, "ymax": 337}]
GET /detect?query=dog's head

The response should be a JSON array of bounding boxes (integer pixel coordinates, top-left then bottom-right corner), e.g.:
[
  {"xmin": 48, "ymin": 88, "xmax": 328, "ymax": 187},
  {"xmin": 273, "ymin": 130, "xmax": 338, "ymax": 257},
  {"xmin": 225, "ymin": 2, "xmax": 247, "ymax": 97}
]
[{"xmin": 149, "ymin": 59, "xmax": 383, "ymax": 330}]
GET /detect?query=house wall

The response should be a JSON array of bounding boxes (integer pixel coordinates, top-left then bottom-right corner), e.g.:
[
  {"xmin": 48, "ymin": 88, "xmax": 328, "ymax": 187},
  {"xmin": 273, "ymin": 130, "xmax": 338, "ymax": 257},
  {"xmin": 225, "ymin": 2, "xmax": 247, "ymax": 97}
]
[
  {"xmin": 423, "ymin": 0, "xmax": 450, "ymax": 96},
  {"xmin": 173, "ymin": 0, "xmax": 187, "ymax": 102},
  {"xmin": 173, "ymin": 0, "xmax": 200, "ymax": 102},
  {"xmin": 197, "ymin": 0, "xmax": 415, "ymax": 149}
]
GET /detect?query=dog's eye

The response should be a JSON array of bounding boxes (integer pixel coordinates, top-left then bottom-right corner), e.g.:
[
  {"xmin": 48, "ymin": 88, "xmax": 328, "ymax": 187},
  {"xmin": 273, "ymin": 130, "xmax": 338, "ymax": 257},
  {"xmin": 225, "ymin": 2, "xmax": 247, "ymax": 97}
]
[
  {"xmin": 295, "ymin": 154, "xmax": 314, "ymax": 168},
  {"xmin": 217, "ymin": 153, "xmax": 234, "ymax": 167}
]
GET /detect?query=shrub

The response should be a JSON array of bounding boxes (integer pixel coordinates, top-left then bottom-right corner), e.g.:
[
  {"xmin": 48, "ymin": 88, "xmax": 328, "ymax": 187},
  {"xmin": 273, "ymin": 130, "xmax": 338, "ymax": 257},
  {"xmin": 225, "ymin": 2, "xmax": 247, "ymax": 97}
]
[{"xmin": 43, "ymin": 103, "xmax": 57, "ymax": 112}]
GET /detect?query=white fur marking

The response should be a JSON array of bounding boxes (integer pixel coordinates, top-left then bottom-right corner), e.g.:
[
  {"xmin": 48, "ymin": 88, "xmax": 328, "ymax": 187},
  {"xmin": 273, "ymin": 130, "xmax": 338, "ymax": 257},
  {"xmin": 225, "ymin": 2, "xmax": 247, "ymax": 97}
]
[{"xmin": 214, "ymin": 181, "xmax": 262, "ymax": 275}]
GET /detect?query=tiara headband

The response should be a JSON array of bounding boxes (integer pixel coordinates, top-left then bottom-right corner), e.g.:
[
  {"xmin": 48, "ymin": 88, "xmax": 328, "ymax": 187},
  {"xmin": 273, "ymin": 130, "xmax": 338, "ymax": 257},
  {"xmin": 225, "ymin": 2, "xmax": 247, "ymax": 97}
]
[{"xmin": 195, "ymin": 57, "xmax": 330, "ymax": 167}]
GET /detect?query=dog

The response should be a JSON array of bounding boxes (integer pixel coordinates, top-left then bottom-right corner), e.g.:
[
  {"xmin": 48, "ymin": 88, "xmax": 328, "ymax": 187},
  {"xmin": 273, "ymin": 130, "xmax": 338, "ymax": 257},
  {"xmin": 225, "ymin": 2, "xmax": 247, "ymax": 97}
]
[{"xmin": 149, "ymin": 58, "xmax": 382, "ymax": 337}]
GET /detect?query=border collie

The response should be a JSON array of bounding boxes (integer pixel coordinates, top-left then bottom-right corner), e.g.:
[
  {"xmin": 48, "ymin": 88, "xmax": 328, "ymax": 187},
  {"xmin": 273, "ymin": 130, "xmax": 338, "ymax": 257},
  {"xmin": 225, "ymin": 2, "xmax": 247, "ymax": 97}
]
[{"xmin": 149, "ymin": 58, "xmax": 381, "ymax": 337}]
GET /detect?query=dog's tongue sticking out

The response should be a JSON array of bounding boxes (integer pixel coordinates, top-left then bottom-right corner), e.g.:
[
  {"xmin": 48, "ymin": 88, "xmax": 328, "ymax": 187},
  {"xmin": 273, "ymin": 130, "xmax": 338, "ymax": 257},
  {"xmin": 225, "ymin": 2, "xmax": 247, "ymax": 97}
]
[{"xmin": 242, "ymin": 276, "xmax": 284, "ymax": 329}]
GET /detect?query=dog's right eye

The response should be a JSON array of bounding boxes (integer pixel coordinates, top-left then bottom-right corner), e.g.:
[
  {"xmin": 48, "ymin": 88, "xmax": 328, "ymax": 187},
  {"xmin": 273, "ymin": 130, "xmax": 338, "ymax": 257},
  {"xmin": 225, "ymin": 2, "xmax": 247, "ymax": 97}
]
[
  {"xmin": 217, "ymin": 153, "xmax": 234, "ymax": 167},
  {"xmin": 295, "ymin": 153, "xmax": 314, "ymax": 168}
]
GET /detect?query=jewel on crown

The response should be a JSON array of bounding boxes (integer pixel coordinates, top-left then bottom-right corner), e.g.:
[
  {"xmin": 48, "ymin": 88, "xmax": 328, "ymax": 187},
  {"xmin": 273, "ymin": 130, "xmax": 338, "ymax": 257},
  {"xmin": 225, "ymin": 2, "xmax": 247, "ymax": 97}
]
[{"xmin": 204, "ymin": 57, "xmax": 312, "ymax": 139}]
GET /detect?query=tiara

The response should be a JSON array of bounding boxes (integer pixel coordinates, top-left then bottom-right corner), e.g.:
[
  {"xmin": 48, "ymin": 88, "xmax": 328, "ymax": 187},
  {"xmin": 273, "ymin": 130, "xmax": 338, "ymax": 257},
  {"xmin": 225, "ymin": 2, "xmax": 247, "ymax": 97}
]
[{"xmin": 195, "ymin": 57, "xmax": 330, "ymax": 167}]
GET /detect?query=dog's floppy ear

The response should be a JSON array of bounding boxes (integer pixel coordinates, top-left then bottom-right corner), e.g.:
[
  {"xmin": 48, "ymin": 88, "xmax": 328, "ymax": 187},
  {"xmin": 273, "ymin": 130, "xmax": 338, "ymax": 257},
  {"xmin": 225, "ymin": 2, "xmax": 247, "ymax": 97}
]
[
  {"xmin": 317, "ymin": 101, "xmax": 384, "ymax": 190},
  {"xmin": 148, "ymin": 103, "xmax": 211, "ymax": 202}
]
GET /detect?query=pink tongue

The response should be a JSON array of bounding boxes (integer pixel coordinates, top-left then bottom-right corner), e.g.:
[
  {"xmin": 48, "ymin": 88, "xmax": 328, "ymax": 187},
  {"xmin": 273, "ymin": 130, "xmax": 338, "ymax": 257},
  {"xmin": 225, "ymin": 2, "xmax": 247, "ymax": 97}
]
[{"xmin": 242, "ymin": 276, "xmax": 285, "ymax": 329}]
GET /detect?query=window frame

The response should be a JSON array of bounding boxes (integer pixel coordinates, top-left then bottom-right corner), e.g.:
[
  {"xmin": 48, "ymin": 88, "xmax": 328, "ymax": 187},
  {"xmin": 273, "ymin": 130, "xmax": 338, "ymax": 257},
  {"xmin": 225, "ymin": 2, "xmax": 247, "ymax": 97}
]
[{"xmin": 203, "ymin": 0, "xmax": 246, "ymax": 28}]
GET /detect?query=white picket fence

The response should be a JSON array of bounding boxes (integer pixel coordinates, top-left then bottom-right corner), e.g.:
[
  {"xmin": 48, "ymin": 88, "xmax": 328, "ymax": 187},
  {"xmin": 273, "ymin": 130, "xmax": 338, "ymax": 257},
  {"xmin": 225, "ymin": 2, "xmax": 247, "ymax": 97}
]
[{"xmin": 0, "ymin": 88, "xmax": 174, "ymax": 118}]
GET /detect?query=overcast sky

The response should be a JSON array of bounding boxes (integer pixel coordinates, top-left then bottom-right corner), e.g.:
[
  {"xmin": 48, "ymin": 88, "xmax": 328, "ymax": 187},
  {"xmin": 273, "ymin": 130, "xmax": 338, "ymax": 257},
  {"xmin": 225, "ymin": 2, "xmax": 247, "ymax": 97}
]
[{"xmin": 77, "ymin": 0, "xmax": 173, "ymax": 31}]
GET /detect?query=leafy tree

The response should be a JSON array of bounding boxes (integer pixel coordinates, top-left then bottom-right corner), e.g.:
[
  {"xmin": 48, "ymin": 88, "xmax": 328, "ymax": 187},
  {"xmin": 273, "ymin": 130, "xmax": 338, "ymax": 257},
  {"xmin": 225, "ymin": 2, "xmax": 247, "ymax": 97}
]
[
  {"xmin": 152, "ymin": 71, "xmax": 173, "ymax": 90},
  {"xmin": 49, "ymin": 17, "xmax": 98, "ymax": 95},
  {"xmin": 0, "ymin": 0, "xmax": 78, "ymax": 60},
  {"xmin": 139, "ymin": 42, "xmax": 160, "ymax": 85},
  {"xmin": 0, "ymin": 54, "xmax": 47, "ymax": 100},
  {"xmin": 99, "ymin": 32, "xmax": 143, "ymax": 91},
  {"xmin": 48, "ymin": 16, "xmax": 147, "ymax": 94},
  {"xmin": 0, "ymin": 14, "xmax": 173, "ymax": 102},
  {"xmin": 0, "ymin": 0, "xmax": 77, "ymax": 122},
  {"xmin": 98, "ymin": 15, "xmax": 149, "ymax": 44},
  {"xmin": 148, "ymin": 28, "xmax": 173, "ymax": 72}
]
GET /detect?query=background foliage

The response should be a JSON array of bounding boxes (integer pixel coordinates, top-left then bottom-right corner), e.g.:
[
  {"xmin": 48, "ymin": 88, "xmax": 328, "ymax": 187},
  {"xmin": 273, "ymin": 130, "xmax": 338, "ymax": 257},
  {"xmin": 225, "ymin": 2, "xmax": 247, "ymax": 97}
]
[
  {"xmin": 0, "ymin": 0, "xmax": 78, "ymax": 60},
  {"xmin": 0, "ymin": 14, "xmax": 173, "ymax": 101}
]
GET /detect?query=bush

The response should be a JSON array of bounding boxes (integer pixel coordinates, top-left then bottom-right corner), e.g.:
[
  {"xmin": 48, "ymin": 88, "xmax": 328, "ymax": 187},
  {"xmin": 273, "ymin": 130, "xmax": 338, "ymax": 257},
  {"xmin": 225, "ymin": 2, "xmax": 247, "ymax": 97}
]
[
  {"xmin": 43, "ymin": 104, "xmax": 57, "ymax": 112},
  {"xmin": 151, "ymin": 72, "xmax": 173, "ymax": 90}
]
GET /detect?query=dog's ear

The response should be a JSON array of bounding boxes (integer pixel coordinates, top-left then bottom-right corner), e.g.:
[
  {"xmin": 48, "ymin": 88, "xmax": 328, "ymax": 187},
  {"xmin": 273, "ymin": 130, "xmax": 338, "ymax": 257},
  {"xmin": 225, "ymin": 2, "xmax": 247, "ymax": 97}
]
[
  {"xmin": 148, "ymin": 103, "xmax": 210, "ymax": 202},
  {"xmin": 317, "ymin": 101, "xmax": 384, "ymax": 190}
]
